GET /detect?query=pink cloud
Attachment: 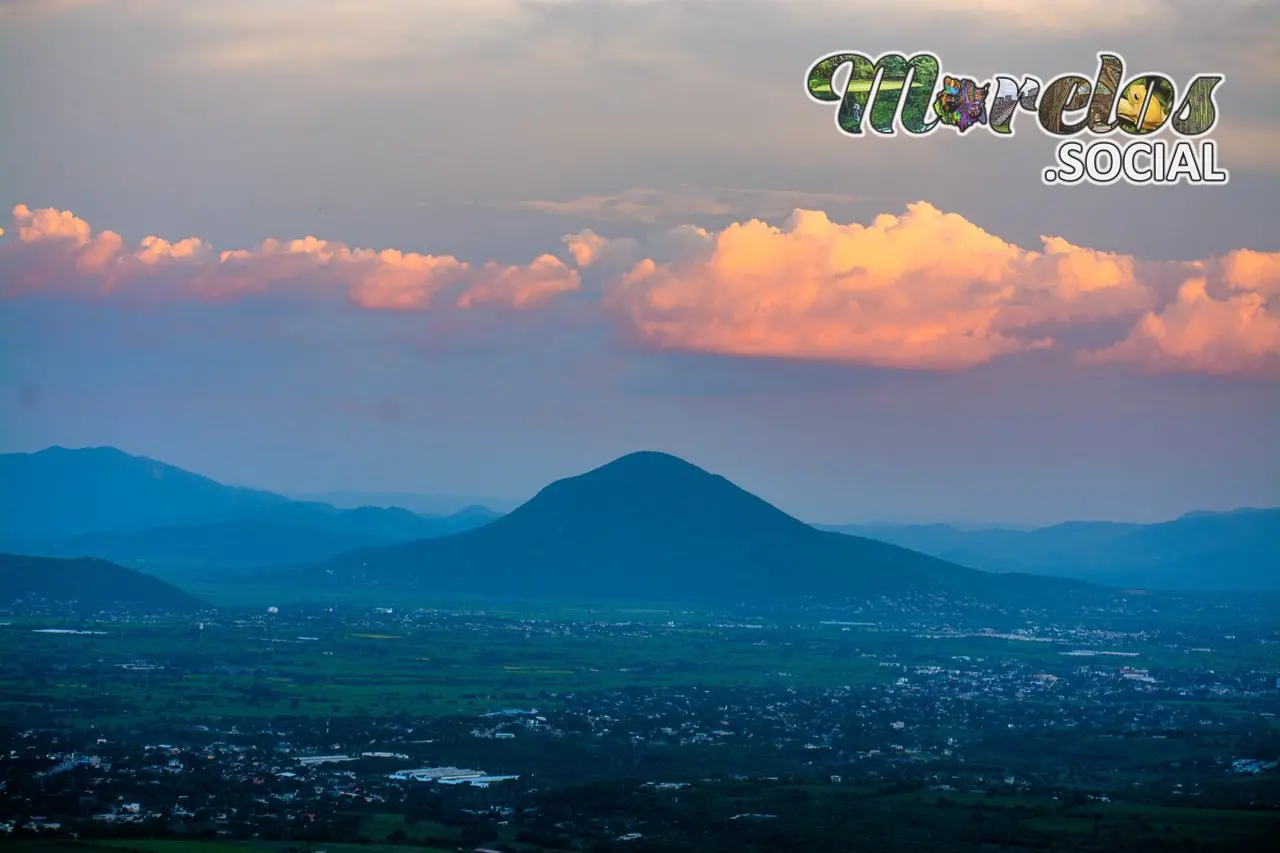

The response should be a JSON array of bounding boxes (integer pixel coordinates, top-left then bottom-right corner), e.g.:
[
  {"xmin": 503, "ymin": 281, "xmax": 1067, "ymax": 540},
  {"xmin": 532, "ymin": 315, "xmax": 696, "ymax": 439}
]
[
  {"xmin": 561, "ymin": 230, "xmax": 608, "ymax": 267},
  {"xmin": 589, "ymin": 203, "xmax": 1277, "ymax": 377},
  {"xmin": 1083, "ymin": 277, "xmax": 1280, "ymax": 378},
  {"xmin": 5, "ymin": 201, "xmax": 1276, "ymax": 378},
  {"xmin": 1, "ymin": 203, "xmax": 580, "ymax": 312},
  {"xmin": 601, "ymin": 203, "xmax": 1151, "ymax": 371},
  {"xmin": 1221, "ymin": 249, "xmax": 1280, "ymax": 297},
  {"xmin": 455, "ymin": 254, "xmax": 582, "ymax": 309}
]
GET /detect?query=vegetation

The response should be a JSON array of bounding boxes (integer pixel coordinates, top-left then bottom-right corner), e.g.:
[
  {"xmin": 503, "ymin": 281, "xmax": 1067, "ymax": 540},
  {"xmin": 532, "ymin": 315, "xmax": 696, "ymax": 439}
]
[
  {"xmin": 3, "ymin": 448, "xmax": 1278, "ymax": 850},
  {"xmin": 0, "ymin": 555, "xmax": 205, "ymax": 613}
]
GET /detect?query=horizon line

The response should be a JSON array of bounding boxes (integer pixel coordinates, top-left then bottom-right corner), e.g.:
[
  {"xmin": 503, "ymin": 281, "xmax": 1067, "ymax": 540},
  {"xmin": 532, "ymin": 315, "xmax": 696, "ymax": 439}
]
[{"xmin": 3, "ymin": 443, "xmax": 1272, "ymax": 532}]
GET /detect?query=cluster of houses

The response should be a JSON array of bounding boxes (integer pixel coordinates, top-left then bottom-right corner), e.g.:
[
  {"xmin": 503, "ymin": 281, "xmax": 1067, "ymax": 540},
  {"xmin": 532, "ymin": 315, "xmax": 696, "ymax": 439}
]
[{"xmin": 388, "ymin": 766, "xmax": 521, "ymax": 787}]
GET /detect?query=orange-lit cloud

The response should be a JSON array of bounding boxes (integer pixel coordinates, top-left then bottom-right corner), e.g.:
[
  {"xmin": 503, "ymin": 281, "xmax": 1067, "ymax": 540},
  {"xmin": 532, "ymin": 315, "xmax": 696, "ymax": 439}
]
[
  {"xmin": 454, "ymin": 254, "xmax": 581, "ymax": 309},
  {"xmin": 590, "ymin": 203, "xmax": 1279, "ymax": 377},
  {"xmin": 561, "ymin": 230, "xmax": 609, "ymax": 268},
  {"xmin": 5, "ymin": 201, "xmax": 1277, "ymax": 378},
  {"xmin": 1, "ymin": 203, "xmax": 580, "ymax": 311},
  {"xmin": 1084, "ymin": 256, "xmax": 1280, "ymax": 377},
  {"xmin": 1222, "ymin": 248, "xmax": 1280, "ymax": 297},
  {"xmin": 602, "ymin": 203, "xmax": 1167, "ymax": 371}
]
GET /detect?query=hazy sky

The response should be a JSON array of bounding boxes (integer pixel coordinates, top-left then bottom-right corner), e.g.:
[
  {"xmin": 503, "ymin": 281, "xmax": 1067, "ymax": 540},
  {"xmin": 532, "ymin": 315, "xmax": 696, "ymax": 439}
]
[{"xmin": 1, "ymin": 0, "xmax": 1278, "ymax": 525}]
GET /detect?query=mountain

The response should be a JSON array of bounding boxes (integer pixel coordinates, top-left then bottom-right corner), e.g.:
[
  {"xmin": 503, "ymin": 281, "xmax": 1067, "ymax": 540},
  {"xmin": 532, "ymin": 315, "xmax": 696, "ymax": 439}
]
[
  {"xmin": 820, "ymin": 508, "xmax": 1280, "ymax": 590},
  {"xmin": 0, "ymin": 447, "xmax": 498, "ymax": 568},
  {"xmin": 293, "ymin": 491, "xmax": 520, "ymax": 515},
  {"xmin": 305, "ymin": 451, "xmax": 1082, "ymax": 605},
  {"xmin": 449, "ymin": 505, "xmax": 506, "ymax": 523},
  {"xmin": 27, "ymin": 520, "xmax": 391, "ymax": 569},
  {"xmin": 0, "ymin": 553, "xmax": 206, "ymax": 612},
  {"xmin": 815, "ymin": 523, "xmax": 1028, "ymax": 558},
  {"xmin": 0, "ymin": 446, "xmax": 289, "ymax": 541}
]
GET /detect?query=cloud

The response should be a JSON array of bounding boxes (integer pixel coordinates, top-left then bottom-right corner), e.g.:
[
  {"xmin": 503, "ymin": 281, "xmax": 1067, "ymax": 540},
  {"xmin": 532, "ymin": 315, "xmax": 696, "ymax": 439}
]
[
  {"xmin": 558, "ymin": 224, "xmax": 714, "ymax": 276},
  {"xmin": 508, "ymin": 186, "xmax": 865, "ymax": 224},
  {"xmin": 1222, "ymin": 249, "xmax": 1280, "ymax": 297},
  {"xmin": 1, "ymin": 204, "xmax": 580, "ymax": 311},
  {"xmin": 561, "ymin": 230, "xmax": 610, "ymax": 267},
  {"xmin": 5, "ymin": 201, "xmax": 1276, "ymax": 378},
  {"xmin": 454, "ymin": 254, "xmax": 583, "ymax": 309},
  {"xmin": 1083, "ymin": 253, "xmax": 1280, "ymax": 378},
  {"xmin": 599, "ymin": 203, "xmax": 1278, "ymax": 376}
]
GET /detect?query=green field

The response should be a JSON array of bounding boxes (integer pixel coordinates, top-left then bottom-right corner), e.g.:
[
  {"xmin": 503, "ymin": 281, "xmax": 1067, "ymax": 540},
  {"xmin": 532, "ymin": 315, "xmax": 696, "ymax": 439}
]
[
  {"xmin": 4, "ymin": 606, "xmax": 1277, "ymax": 853},
  {"xmin": 2, "ymin": 618, "xmax": 896, "ymax": 720},
  {"xmin": 4, "ymin": 613, "xmax": 1276, "ymax": 722}
]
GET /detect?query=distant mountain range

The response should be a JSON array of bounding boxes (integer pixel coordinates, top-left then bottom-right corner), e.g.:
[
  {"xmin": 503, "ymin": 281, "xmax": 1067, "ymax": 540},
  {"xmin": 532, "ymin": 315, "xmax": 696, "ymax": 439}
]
[
  {"xmin": 303, "ymin": 451, "xmax": 1084, "ymax": 605},
  {"xmin": 817, "ymin": 508, "xmax": 1280, "ymax": 591},
  {"xmin": 0, "ymin": 447, "xmax": 500, "ymax": 569},
  {"xmin": 0, "ymin": 553, "xmax": 205, "ymax": 612},
  {"xmin": 292, "ymin": 491, "xmax": 522, "ymax": 515},
  {"xmin": 2, "ymin": 445, "xmax": 1272, "ymax": 602}
]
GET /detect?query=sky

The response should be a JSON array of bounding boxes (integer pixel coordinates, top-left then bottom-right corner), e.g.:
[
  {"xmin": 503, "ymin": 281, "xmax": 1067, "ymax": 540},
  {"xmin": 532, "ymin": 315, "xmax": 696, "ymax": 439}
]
[{"xmin": 1, "ymin": 0, "xmax": 1277, "ymax": 525}]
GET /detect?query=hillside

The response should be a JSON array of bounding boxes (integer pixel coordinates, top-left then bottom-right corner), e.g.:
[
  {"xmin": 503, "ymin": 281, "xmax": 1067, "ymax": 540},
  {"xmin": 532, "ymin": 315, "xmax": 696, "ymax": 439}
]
[
  {"xmin": 0, "ymin": 446, "xmax": 289, "ymax": 541},
  {"xmin": 0, "ymin": 447, "xmax": 498, "ymax": 568},
  {"xmin": 821, "ymin": 508, "xmax": 1280, "ymax": 590},
  {"xmin": 309, "ymin": 452, "xmax": 1082, "ymax": 605},
  {"xmin": 0, "ymin": 553, "xmax": 206, "ymax": 612},
  {"xmin": 27, "ymin": 520, "xmax": 391, "ymax": 569},
  {"xmin": 295, "ymin": 490, "xmax": 519, "ymax": 515}
]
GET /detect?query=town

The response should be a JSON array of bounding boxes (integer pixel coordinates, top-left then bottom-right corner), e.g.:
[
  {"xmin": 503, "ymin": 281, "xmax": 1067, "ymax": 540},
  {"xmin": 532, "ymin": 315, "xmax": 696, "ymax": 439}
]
[{"xmin": 2, "ymin": 598, "xmax": 1277, "ymax": 851}]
